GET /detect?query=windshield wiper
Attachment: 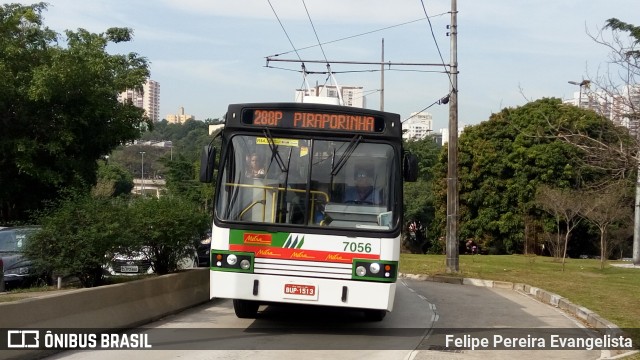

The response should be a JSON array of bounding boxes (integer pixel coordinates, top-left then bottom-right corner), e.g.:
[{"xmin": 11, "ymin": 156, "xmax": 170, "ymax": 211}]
[
  {"xmin": 263, "ymin": 128, "xmax": 288, "ymax": 173},
  {"xmin": 331, "ymin": 134, "xmax": 362, "ymax": 176}
]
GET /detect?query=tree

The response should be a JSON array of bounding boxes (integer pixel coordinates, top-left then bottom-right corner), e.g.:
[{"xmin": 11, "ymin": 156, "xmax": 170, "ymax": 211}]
[
  {"xmin": 432, "ymin": 98, "xmax": 618, "ymax": 255},
  {"xmin": 25, "ymin": 194, "xmax": 132, "ymax": 287},
  {"xmin": 93, "ymin": 161, "xmax": 134, "ymax": 197},
  {"xmin": 127, "ymin": 196, "xmax": 210, "ymax": 275},
  {"xmin": 557, "ymin": 18, "xmax": 640, "ymax": 265},
  {"xmin": 580, "ymin": 184, "xmax": 633, "ymax": 269},
  {"xmin": 534, "ymin": 185, "xmax": 589, "ymax": 270},
  {"xmin": 402, "ymin": 136, "xmax": 443, "ymax": 253},
  {"xmin": 0, "ymin": 3, "xmax": 150, "ymax": 223}
]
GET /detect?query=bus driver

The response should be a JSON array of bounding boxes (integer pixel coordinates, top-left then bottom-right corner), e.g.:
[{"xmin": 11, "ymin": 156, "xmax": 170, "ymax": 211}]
[{"xmin": 344, "ymin": 168, "xmax": 382, "ymax": 205}]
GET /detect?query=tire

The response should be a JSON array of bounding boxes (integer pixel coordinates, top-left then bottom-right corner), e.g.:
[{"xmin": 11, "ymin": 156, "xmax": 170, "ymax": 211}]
[
  {"xmin": 233, "ymin": 299, "xmax": 260, "ymax": 318},
  {"xmin": 363, "ymin": 309, "xmax": 387, "ymax": 321}
]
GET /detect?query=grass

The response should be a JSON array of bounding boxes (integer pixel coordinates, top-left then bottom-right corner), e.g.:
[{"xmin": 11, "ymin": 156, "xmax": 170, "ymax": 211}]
[{"xmin": 400, "ymin": 254, "xmax": 640, "ymax": 356}]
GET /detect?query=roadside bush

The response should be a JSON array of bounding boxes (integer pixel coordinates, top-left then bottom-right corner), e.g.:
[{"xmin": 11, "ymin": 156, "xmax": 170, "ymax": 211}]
[
  {"xmin": 128, "ymin": 196, "xmax": 210, "ymax": 275},
  {"xmin": 25, "ymin": 195, "xmax": 132, "ymax": 287}
]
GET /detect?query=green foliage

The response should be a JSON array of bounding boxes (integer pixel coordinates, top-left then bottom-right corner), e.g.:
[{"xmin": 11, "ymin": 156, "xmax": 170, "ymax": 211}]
[
  {"xmin": 95, "ymin": 161, "xmax": 134, "ymax": 197},
  {"xmin": 433, "ymin": 98, "xmax": 625, "ymax": 255},
  {"xmin": 399, "ymin": 137, "xmax": 443, "ymax": 253},
  {"xmin": 127, "ymin": 196, "xmax": 210, "ymax": 275},
  {"xmin": 25, "ymin": 194, "xmax": 131, "ymax": 287},
  {"xmin": 0, "ymin": 3, "xmax": 150, "ymax": 223},
  {"xmin": 141, "ymin": 119, "xmax": 213, "ymax": 159},
  {"xmin": 605, "ymin": 18, "xmax": 640, "ymax": 49},
  {"xmin": 24, "ymin": 193, "xmax": 210, "ymax": 286},
  {"xmin": 402, "ymin": 137, "xmax": 443, "ymax": 246},
  {"xmin": 160, "ymin": 154, "xmax": 206, "ymax": 206}
]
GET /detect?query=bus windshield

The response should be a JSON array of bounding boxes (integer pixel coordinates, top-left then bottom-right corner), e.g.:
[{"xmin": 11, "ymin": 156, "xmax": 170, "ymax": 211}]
[{"xmin": 215, "ymin": 134, "xmax": 398, "ymax": 230}]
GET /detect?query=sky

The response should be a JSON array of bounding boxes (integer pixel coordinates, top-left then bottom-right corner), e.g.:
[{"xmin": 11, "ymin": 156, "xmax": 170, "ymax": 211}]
[{"xmin": 20, "ymin": 0, "xmax": 640, "ymax": 131}]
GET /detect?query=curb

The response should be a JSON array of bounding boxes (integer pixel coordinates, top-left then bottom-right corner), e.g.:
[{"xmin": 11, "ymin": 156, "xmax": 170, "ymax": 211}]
[{"xmin": 399, "ymin": 273, "xmax": 623, "ymax": 336}]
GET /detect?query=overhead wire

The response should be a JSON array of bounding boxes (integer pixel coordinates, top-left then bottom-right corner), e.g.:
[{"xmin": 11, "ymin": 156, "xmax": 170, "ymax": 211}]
[
  {"xmin": 266, "ymin": 0, "xmax": 303, "ymax": 62},
  {"xmin": 268, "ymin": 0, "xmax": 315, "ymax": 94},
  {"xmin": 400, "ymin": 0, "xmax": 456, "ymax": 122},
  {"xmin": 267, "ymin": 0, "xmax": 453, "ymax": 119},
  {"xmin": 267, "ymin": 13, "xmax": 448, "ymax": 58},
  {"xmin": 301, "ymin": 0, "xmax": 329, "ymax": 64},
  {"xmin": 402, "ymin": 96, "xmax": 448, "ymax": 123},
  {"xmin": 264, "ymin": 65, "xmax": 449, "ymax": 75},
  {"xmin": 419, "ymin": 0, "xmax": 454, "ymax": 91}
]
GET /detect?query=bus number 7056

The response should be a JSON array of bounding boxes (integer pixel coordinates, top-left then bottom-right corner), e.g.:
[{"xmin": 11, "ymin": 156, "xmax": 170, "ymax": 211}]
[{"xmin": 343, "ymin": 242, "xmax": 372, "ymax": 253}]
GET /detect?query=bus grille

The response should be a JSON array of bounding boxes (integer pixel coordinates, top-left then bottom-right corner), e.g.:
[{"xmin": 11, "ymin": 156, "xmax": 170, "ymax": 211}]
[{"xmin": 254, "ymin": 258, "xmax": 352, "ymax": 279}]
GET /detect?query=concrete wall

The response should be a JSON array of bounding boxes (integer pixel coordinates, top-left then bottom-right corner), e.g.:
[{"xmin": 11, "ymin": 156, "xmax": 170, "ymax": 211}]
[{"xmin": 1, "ymin": 268, "xmax": 209, "ymax": 360}]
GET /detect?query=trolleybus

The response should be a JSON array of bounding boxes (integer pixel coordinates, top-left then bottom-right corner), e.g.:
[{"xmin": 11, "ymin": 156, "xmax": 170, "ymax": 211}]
[{"xmin": 199, "ymin": 102, "xmax": 417, "ymax": 321}]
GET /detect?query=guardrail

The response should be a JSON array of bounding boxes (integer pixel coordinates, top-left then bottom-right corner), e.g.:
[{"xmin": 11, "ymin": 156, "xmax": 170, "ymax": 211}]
[{"xmin": 1, "ymin": 268, "xmax": 209, "ymax": 360}]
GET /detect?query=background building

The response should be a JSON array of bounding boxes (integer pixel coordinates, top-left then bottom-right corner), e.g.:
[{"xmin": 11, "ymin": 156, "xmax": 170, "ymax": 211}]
[
  {"xmin": 117, "ymin": 79, "xmax": 161, "ymax": 122},
  {"xmin": 295, "ymin": 85, "xmax": 365, "ymax": 108},
  {"xmin": 402, "ymin": 112, "xmax": 433, "ymax": 141},
  {"xmin": 166, "ymin": 107, "xmax": 195, "ymax": 124},
  {"xmin": 564, "ymin": 84, "xmax": 640, "ymax": 136}
]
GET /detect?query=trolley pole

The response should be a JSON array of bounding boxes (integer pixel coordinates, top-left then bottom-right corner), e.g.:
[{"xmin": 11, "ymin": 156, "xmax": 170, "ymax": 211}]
[
  {"xmin": 380, "ymin": 38, "xmax": 385, "ymax": 111},
  {"xmin": 446, "ymin": 0, "xmax": 459, "ymax": 273}
]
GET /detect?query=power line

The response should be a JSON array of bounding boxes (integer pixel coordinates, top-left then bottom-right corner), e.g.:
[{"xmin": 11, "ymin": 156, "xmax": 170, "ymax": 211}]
[
  {"xmin": 402, "ymin": 94, "xmax": 451, "ymax": 123},
  {"xmin": 419, "ymin": 0, "xmax": 455, "ymax": 91},
  {"xmin": 266, "ymin": 0, "xmax": 303, "ymax": 62},
  {"xmin": 264, "ymin": 65, "xmax": 448, "ymax": 75},
  {"xmin": 301, "ymin": 0, "xmax": 329, "ymax": 64},
  {"xmin": 267, "ymin": 13, "xmax": 449, "ymax": 58}
]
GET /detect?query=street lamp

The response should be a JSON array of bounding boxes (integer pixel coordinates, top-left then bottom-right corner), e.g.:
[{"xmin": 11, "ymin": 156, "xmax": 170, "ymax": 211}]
[
  {"xmin": 140, "ymin": 151, "xmax": 145, "ymax": 196},
  {"xmin": 568, "ymin": 80, "xmax": 591, "ymax": 108}
]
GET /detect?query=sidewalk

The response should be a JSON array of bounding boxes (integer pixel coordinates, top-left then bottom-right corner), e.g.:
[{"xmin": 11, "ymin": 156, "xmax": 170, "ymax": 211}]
[{"xmin": 610, "ymin": 263, "xmax": 640, "ymax": 269}]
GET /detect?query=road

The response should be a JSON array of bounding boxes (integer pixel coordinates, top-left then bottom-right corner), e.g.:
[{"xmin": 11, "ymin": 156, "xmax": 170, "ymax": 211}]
[{"xmin": 46, "ymin": 279, "xmax": 610, "ymax": 360}]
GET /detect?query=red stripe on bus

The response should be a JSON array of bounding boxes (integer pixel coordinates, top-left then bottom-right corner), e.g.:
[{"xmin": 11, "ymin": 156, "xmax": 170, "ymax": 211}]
[{"xmin": 229, "ymin": 244, "xmax": 379, "ymax": 263}]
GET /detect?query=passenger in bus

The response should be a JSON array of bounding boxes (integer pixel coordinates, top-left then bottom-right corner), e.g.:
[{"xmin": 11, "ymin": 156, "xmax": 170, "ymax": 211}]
[
  {"xmin": 343, "ymin": 169, "xmax": 383, "ymax": 205},
  {"xmin": 245, "ymin": 152, "xmax": 265, "ymax": 178}
]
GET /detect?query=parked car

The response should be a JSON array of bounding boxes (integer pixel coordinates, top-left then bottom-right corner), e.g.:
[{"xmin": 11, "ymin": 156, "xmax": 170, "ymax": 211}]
[
  {"xmin": 0, "ymin": 226, "xmax": 50, "ymax": 289},
  {"xmin": 197, "ymin": 231, "xmax": 211, "ymax": 267},
  {"xmin": 104, "ymin": 246, "xmax": 199, "ymax": 276}
]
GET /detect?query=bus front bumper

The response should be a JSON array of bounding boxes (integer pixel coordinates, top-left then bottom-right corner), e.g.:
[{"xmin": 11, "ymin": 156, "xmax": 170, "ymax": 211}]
[{"xmin": 210, "ymin": 271, "xmax": 397, "ymax": 311}]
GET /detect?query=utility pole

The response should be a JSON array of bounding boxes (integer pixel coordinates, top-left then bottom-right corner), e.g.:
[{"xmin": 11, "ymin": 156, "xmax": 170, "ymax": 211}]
[
  {"xmin": 446, "ymin": 0, "xmax": 459, "ymax": 273},
  {"xmin": 635, "ymin": 161, "xmax": 640, "ymax": 265},
  {"xmin": 140, "ymin": 151, "xmax": 145, "ymax": 196}
]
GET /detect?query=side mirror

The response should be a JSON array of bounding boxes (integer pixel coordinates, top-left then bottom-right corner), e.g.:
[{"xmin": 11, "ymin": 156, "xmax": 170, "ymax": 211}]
[
  {"xmin": 199, "ymin": 145, "xmax": 216, "ymax": 183},
  {"xmin": 403, "ymin": 152, "xmax": 419, "ymax": 182}
]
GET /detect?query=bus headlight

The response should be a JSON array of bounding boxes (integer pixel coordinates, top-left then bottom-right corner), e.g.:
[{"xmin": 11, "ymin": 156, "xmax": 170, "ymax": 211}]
[
  {"xmin": 352, "ymin": 259, "xmax": 397, "ymax": 282},
  {"xmin": 210, "ymin": 251, "xmax": 254, "ymax": 273}
]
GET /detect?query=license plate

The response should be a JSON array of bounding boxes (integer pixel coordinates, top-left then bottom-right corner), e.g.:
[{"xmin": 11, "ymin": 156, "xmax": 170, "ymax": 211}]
[
  {"xmin": 283, "ymin": 283, "xmax": 318, "ymax": 300},
  {"xmin": 120, "ymin": 265, "xmax": 139, "ymax": 273}
]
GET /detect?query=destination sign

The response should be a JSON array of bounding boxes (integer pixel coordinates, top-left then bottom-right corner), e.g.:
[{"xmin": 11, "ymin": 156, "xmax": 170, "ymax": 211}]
[{"xmin": 242, "ymin": 109, "xmax": 385, "ymax": 133}]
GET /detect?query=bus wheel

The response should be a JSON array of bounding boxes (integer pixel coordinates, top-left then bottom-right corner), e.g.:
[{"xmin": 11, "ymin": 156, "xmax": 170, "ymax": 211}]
[
  {"xmin": 233, "ymin": 299, "xmax": 259, "ymax": 318},
  {"xmin": 363, "ymin": 309, "xmax": 387, "ymax": 321}
]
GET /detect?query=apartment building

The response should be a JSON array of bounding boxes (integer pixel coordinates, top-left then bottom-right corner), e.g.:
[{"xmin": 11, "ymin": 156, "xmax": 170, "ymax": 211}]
[
  {"xmin": 402, "ymin": 112, "xmax": 433, "ymax": 141},
  {"xmin": 166, "ymin": 107, "xmax": 195, "ymax": 124},
  {"xmin": 564, "ymin": 84, "xmax": 640, "ymax": 136},
  {"xmin": 117, "ymin": 79, "xmax": 161, "ymax": 122},
  {"xmin": 295, "ymin": 85, "xmax": 366, "ymax": 108}
]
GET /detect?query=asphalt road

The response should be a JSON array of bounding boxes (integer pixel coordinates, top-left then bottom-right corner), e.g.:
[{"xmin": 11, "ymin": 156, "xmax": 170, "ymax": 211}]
[{"xmin": 45, "ymin": 279, "xmax": 611, "ymax": 360}]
